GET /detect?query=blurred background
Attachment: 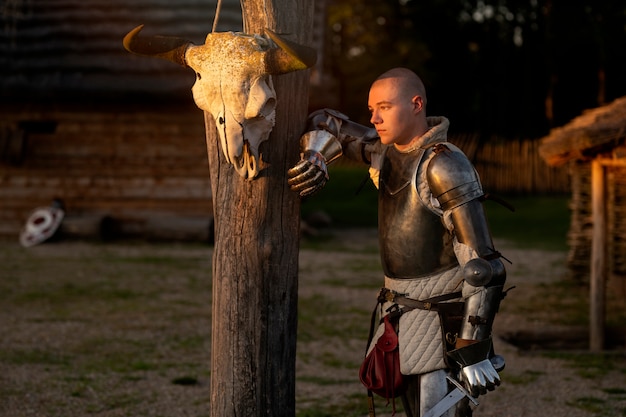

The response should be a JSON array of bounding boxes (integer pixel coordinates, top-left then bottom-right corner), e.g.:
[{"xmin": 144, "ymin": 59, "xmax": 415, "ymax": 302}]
[
  {"xmin": 1, "ymin": 3, "xmax": 625, "ymax": 415},
  {"xmin": 1, "ymin": 0, "xmax": 625, "ymax": 257}
]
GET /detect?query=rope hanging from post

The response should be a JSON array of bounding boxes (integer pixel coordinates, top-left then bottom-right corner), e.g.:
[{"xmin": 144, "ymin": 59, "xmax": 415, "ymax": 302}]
[{"xmin": 212, "ymin": 0, "xmax": 223, "ymax": 32}]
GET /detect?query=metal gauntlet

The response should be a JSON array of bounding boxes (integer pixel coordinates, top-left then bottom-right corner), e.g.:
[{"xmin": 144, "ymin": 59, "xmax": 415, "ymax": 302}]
[
  {"xmin": 287, "ymin": 130, "xmax": 342, "ymax": 197},
  {"xmin": 288, "ymin": 109, "xmax": 377, "ymax": 197}
]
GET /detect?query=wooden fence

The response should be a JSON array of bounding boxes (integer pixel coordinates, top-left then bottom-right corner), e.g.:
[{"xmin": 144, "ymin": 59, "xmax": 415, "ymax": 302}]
[
  {"xmin": 451, "ymin": 133, "xmax": 570, "ymax": 194},
  {"xmin": 0, "ymin": 113, "xmax": 571, "ymax": 240}
]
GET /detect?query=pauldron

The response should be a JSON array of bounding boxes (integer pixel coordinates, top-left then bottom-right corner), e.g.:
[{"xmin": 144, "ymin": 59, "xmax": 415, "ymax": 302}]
[{"xmin": 427, "ymin": 143, "xmax": 483, "ymax": 211}]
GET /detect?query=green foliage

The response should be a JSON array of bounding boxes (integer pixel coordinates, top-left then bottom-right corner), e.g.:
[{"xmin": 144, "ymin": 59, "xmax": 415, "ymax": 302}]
[
  {"xmin": 603, "ymin": 387, "xmax": 626, "ymax": 395},
  {"xmin": 0, "ymin": 349, "xmax": 70, "ymax": 366},
  {"xmin": 297, "ymin": 375, "xmax": 355, "ymax": 386},
  {"xmin": 515, "ymin": 279, "xmax": 589, "ymax": 327},
  {"xmin": 567, "ymin": 396, "xmax": 609, "ymax": 415},
  {"xmin": 301, "ymin": 165, "xmax": 378, "ymax": 228},
  {"xmin": 484, "ymin": 194, "xmax": 570, "ymax": 251},
  {"xmin": 296, "ymin": 394, "xmax": 379, "ymax": 417},
  {"xmin": 542, "ymin": 352, "xmax": 626, "ymax": 380},
  {"xmin": 297, "ymin": 293, "xmax": 369, "ymax": 342},
  {"xmin": 171, "ymin": 376, "xmax": 199, "ymax": 386},
  {"xmin": 301, "ymin": 165, "xmax": 571, "ymax": 251},
  {"xmin": 326, "ymin": 0, "xmax": 626, "ymax": 136},
  {"xmin": 505, "ymin": 370, "xmax": 545, "ymax": 385}
]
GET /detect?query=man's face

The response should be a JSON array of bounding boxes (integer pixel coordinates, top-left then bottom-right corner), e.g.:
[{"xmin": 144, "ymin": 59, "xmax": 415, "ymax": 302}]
[{"xmin": 368, "ymin": 78, "xmax": 419, "ymax": 148}]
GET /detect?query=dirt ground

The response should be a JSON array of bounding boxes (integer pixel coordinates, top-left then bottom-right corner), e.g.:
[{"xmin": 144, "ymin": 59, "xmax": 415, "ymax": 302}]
[
  {"xmin": 1, "ymin": 228, "xmax": 625, "ymax": 417},
  {"xmin": 297, "ymin": 229, "xmax": 626, "ymax": 417}
]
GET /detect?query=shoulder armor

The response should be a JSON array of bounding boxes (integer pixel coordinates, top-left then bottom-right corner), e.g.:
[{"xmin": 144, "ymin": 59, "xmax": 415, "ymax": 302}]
[{"xmin": 427, "ymin": 143, "xmax": 483, "ymax": 210}]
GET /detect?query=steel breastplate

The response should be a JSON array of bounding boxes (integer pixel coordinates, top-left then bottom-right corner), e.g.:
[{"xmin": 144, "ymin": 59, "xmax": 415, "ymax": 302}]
[{"xmin": 378, "ymin": 145, "xmax": 457, "ymax": 278}]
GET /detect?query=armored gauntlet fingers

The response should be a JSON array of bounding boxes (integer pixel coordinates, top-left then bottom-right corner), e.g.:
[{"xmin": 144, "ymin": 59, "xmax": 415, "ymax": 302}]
[
  {"xmin": 287, "ymin": 130, "xmax": 342, "ymax": 197},
  {"xmin": 460, "ymin": 358, "xmax": 501, "ymax": 397},
  {"xmin": 288, "ymin": 151, "xmax": 329, "ymax": 197}
]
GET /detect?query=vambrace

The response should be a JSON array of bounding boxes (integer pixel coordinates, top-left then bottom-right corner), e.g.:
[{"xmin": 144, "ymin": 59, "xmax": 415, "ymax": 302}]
[
  {"xmin": 458, "ymin": 263, "xmax": 506, "ymax": 343},
  {"xmin": 448, "ymin": 279, "xmax": 505, "ymax": 397},
  {"xmin": 299, "ymin": 129, "xmax": 343, "ymax": 165},
  {"xmin": 448, "ymin": 265, "xmax": 506, "ymax": 364}
]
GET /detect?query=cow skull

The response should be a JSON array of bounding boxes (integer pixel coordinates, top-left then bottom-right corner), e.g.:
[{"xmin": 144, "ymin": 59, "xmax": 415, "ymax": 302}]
[{"xmin": 123, "ymin": 25, "xmax": 316, "ymax": 179}]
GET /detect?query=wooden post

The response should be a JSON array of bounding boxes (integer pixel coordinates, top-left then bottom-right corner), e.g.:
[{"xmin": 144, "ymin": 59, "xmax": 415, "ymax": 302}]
[
  {"xmin": 205, "ymin": 1, "xmax": 313, "ymax": 416},
  {"xmin": 590, "ymin": 159, "xmax": 606, "ymax": 351}
]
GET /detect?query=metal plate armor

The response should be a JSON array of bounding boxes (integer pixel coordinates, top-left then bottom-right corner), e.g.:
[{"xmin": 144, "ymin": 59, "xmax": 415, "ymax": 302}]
[{"xmin": 378, "ymin": 145, "xmax": 457, "ymax": 278}]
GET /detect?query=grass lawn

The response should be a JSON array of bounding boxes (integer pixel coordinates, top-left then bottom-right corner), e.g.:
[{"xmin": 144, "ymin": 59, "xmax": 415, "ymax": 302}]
[{"xmin": 301, "ymin": 165, "xmax": 571, "ymax": 252}]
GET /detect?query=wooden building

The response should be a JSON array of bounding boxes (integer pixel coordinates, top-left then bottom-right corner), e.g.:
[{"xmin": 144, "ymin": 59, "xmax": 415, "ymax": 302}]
[
  {"xmin": 0, "ymin": 0, "xmax": 328, "ymax": 241},
  {"xmin": 539, "ymin": 96, "xmax": 626, "ymax": 350},
  {"xmin": 1, "ymin": 0, "xmax": 571, "ymax": 243}
]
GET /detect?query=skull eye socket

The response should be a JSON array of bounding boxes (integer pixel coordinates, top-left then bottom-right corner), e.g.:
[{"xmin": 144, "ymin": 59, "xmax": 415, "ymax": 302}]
[{"xmin": 259, "ymin": 97, "xmax": 276, "ymax": 118}]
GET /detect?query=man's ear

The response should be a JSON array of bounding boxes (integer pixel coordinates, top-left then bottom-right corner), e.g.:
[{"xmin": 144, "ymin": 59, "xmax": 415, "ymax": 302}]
[{"xmin": 412, "ymin": 95, "xmax": 424, "ymax": 113}]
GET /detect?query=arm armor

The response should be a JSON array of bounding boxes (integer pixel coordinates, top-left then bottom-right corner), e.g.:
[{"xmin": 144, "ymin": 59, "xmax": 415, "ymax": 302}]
[
  {"xmin": 304, "ymin": 108, "xmax": 378, "ymax": 164},
  {"xmin": 427, "ymin": 144, "xmax": 506, "ymax": 376},
  {"xmin": 288, "ymin": 109, "xmax": 378, "ymax": 197}
]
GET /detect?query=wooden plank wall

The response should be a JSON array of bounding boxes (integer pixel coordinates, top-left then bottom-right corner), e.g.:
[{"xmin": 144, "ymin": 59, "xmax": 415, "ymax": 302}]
[
  {"xmin": 0, "ymin": 0, "xmax": 243, "ymax": 103},
  {"xmin": 0, "ymin": 105, "xmax": 213, "ymax": 240},
  {"xmin": 1, "ymin": 123, "xmax": 571, "ymax": 241},
  {"xmin": 0, "ymin": 0, "xmax": 332, "ymax": 241}
]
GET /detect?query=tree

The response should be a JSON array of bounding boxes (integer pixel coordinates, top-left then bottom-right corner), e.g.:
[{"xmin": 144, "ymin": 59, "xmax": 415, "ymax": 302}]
[
  {"xmin": 206, "ymin": 1, "xmax": 313, "ymax": 416},
  {"xmin": 325, "ymin": 0, "xmax": 626, "ymax": 137}
]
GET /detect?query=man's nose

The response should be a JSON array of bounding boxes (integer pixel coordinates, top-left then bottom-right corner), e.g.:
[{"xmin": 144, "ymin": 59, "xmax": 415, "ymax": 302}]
[{"xmin": 370, "ymin": 111, "xmax": 380, "ymax": 124}]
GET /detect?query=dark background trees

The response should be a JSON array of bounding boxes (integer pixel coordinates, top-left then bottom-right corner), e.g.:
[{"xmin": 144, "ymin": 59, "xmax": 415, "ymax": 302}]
[{"xmin": 324, "ymin": 0, "xmax": 626, "ymax": 138}]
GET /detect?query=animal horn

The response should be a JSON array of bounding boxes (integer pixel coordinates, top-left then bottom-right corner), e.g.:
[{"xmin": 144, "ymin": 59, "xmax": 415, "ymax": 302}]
[
  {"xmin": 264, "ymin": 29, "xmax": 317, "ymax": 74},
  {"xmin": 123, "ymin": 25, "xmax": 191, "ymax": 67}
]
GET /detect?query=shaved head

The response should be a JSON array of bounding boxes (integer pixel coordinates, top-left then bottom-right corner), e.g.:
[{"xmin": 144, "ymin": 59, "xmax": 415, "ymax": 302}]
[
  {"xmin": 368, "ymin": 67, "xmax": 431, "ymax": 148},
  {"xmin": 374, "ymin": 67, "xmax": 427, "ymax": 108}
]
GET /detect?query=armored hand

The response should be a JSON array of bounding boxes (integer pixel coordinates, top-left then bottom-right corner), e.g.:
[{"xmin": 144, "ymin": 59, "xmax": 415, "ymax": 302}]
[
  {"xmin": 448, "ymin": 339, "xmax": 501, "ymax": 397},
  {"xmin": 288, "ymin": 130, "xmax": 342, "ymax": 197},
  {"xmin": 460, "ymin": 359, "xmax": 500, "ymax": 397},
  {"xmin": 287, "ymin": 149, "xmax": 329, "ymax": 197}
]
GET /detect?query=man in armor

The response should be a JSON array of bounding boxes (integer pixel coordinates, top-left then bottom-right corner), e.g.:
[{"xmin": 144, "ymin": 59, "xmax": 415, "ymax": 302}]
[{"xmin": 288, "ymin": 68, "xmax": 506, "ymax": 417}]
